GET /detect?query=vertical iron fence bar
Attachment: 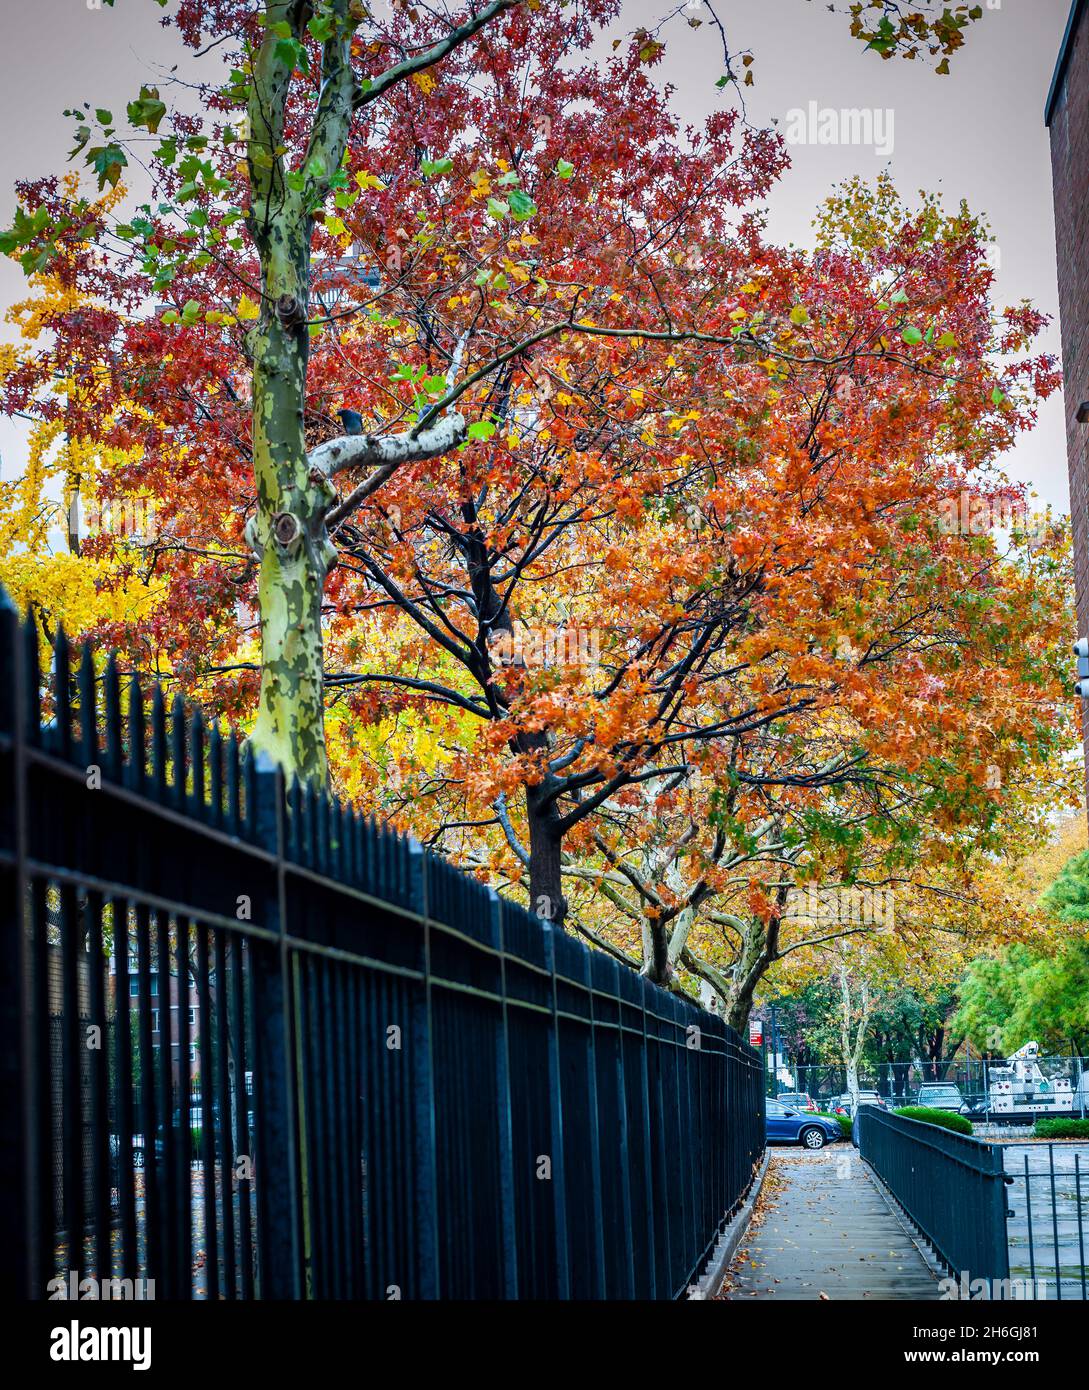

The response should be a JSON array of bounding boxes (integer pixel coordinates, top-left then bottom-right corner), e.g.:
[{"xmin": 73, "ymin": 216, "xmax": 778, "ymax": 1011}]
[
  {"xmin": 155, "ymin": 909, "xmax": 176, "ymax": 1299},
  {"xmin": 373, "ymin": 970, "xmax": 392, "ymax": 1294},
  {"xmin": 84, "ymin": 890, "xmax": 111, "ymax": 1286},
  {"xmin": 333, "ymin": 959, "xmax": 352, "ymax": 1300},
  {"xmin": 1049, "ymin": 1144, "xmax": 1061, "ymax": 1300},
  {"xmin": 213, "ymin": 930, "xmax": 236, "ymax": 1300},
  {"xmin": 32, "ymin": 877, "xmax": 53, "ymax": 1294},
  {"xmin": 109, "ymin": 900, "xmax": 137, "ymax": 1278},
  {"xmin": 669, "ymin": 1011, "xmax": 688, "ymax": 1292},
  {"xmin": 320, "ymin": 958, "xmax": 342, "ymax": 1298},
  {"xmin": 544, "ymin": 925, "xmax": 571, "ymax": 1299},
  {"xmin": 1076, "ymin": 1155, "xmax": 1085, "ymax": 1299},
  {"xmin": 135, "ymin": 904, "xmax": 160, "ymax": 1289},
  {"xmin": 235, "ymin": 941, "xmax": 254, "ymax": 1298},
  {"xmin": 636, "ymin": 988, "xmax": 656, "ymax": 1301},
  {"xmin": 492, "ymin": 893, "xmax": 518, "ymax": 1300},
  {"xmin": 302, "ymin": 956, "xmax": 325, "ymax": 1298},
  {"xmin": 585, "ymin": 954, "xmax": 606, "ymax": 1300},
  {"xmin": 59, "ymin": 880, "xmax": 84, "ymax": 1286},
  {"xmin": 208, "ymin": 726, "xmax": 222, "ymax": 826},
  {"xmin": 228, "ymin": 945, "xmax": 251, "ymax": 1301},
  {"xmin": 344, "ymin": 963, "xmax": 363, "ymax": 1299},
  {"xmin": 196, "ymin": 921, "xmax": 217, "ymax": 1300},
  {"xmin": 176, "ymin": 917, "xmax": 192, "ymax": 1299},
  {"xmin": 1024, "ymin": 1153, "xmax": 1036, "ymax": 1288},
  {"xmin": 409, "ymin": 842, "xmax": 439, "ymax": 1299},
  {"xmin": 611, "ymin": 968, "xmax": 634, "ymax": 1299},
  {"xmin": 0, "ymin": 593, "xmax": 36, "ymax": 1298},
  {"xmin": 650, "ymin": 996, "xmax": 672, "ymax": 1299},
  {"xmin": 52, "ymin": 630, "xmax": 71, "ymax": 758},
  {"xmin": 355, "ymin": 963, "xmax": 372, "ymax": 1300},
  {"xmin": 249, "ymin": 754, "xmax": 301, "ymax": 1299}
]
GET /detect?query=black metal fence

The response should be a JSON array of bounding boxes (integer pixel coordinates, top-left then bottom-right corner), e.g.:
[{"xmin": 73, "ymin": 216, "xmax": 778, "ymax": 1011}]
[
  {"xmin": 1003, "ymin": 1142, "xmax": 1087, "ymax": 1300},
  {"xmin": 0, "ymin": 593, "xmax": 764, "ymax": 1301},
  {"xmin": 858, "ymin": 1108, "xmax": 1011, "ymax": 1291}
]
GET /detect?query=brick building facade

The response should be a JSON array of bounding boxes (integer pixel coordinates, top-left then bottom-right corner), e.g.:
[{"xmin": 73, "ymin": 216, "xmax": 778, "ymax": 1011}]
[{"xmin": 1047, "ymin": 0, "xmax": 1089, "ymax": 800}]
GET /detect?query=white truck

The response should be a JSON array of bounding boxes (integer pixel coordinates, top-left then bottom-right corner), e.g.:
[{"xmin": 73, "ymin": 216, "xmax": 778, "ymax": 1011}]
[{"xmin": 976, "ymin": 1041, "xmax": 1086, "ymax": 1123}]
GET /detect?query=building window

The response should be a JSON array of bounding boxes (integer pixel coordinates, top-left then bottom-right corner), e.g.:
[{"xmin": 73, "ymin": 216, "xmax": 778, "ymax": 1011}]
[{"xmin": 188, "ymin": 1007, "xmax": 197, "ymax": 1028}]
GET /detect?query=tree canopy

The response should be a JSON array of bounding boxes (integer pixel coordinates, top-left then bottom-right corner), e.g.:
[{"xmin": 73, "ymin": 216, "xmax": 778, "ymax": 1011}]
[{"xmin": 0, "ymin": 0, "xmax": 1076, "ymax": 1024}]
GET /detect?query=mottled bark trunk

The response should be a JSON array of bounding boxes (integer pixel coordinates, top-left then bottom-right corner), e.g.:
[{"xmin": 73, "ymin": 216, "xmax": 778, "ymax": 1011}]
[
  {"xmin": 242, "ymin": 2, "xmax": 346, "ymax": 787},
  {"xmin": 245, "ymin": 213, "xmax": 336, "ymax": 785},
  {"xmin": 726, "ymin": 985, "xmax": 756, "ymax": 1036},
  {"xmin": 642, "ymin": 917, "xmax": 671, "ymax": 985},
  {"xmin": 725, "ymin": 918, "xmax": 768, "ymax": 1033}
]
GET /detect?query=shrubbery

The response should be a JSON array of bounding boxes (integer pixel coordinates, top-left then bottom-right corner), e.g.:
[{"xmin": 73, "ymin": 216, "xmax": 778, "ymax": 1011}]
[
  {"xmin": 893, "ymin": 1106, "xmax": 973, "ymax": 1135},
  {"xmin": 818, "ymin": 1112, "xmax": 854, "ymax": 1137},
  {"xmin": 1034, "ymin": 1117, "xmax": 1089, "ymax": 1139}
]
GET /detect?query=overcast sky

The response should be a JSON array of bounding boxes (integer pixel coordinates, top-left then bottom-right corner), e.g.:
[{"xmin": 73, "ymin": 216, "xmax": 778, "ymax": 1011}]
[{"xmin": 0, "ymin": 0, "xmax": 1075, "ymax": 513}]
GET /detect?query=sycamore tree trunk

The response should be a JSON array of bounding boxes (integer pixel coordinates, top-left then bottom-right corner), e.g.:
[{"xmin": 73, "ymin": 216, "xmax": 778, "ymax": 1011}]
[
  {"xmin": 240, "ymin": 0, "xmax": 510, "ymax": 786},
  {"xmin": 243, "ymin": 2, "xmax": 348, "ymax": 786},
  {"xmin": 246, "ymin": 207, "xmax": 338, "ymax": 784},
  {"xmin": 837, "ymin": 955, "xmax": 872, "ymax": 1106},
  {"xmin": 725, "ymin": 919, "xmax": 770, "ymax": 1034}
]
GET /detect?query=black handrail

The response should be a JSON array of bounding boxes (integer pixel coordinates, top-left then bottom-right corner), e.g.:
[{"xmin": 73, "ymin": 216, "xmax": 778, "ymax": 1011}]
[{"xmin": 858, "ymin": 1107, "xmax": 1010, "ymax": 1288}]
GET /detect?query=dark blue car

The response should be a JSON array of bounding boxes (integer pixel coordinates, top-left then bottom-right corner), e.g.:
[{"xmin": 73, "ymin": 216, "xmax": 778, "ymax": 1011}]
[{"xmin": 765, "ymin": 1098, "xmax": 841, "ymax": 1149}]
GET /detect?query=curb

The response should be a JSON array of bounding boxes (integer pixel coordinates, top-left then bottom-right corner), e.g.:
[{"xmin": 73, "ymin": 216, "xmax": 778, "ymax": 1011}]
[{"xmin": 688, "ymin": 1150, "xmax": 771, "ymax": 1299}]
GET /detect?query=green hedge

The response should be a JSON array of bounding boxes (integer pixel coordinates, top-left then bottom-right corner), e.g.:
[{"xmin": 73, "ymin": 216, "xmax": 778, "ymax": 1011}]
[
  {"xmin": 1034, "ymin": 1117, "xmax": 1089, "ymax": 1139},
  {"xmin": 893, "ymin": 1106, "xmax": 973, "ymax": 1135},
  {"xmin": 817, "ymin": 1112, "xmax": 853, "ymax": 1137}
]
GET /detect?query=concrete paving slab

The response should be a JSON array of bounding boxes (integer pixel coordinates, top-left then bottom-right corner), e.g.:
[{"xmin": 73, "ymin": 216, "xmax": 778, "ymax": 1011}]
[{"xmin": 721, "ymin": 1148, "xmax": 941, "ymax": 1301}]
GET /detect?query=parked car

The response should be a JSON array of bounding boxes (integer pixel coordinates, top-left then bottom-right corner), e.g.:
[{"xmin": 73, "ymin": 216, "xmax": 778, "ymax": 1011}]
[
  {"xmin": 914, "ymin": 1083, "xmax": 966, "ymax": 1113},
  {"xmin": 854, "ymin": 1090, "xmax": 887, "ymax": 1109},
  {"xmin": 830, "ymin": 1095, "xmax": 853, "ymax": 1117},
  {"xmin": 776, "ymin": 1091, "xmax": 818, "ymax": 1112},
  {"xmin": 765, "ymin": 1098, "xmax": 842, "ymax": 1149}
]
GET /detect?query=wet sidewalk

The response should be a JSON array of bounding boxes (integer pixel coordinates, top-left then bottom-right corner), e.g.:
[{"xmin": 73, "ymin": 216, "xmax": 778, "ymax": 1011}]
[{"xmin": 721, "ymin": 1148, "xmax": 941, "ymax": 1300}]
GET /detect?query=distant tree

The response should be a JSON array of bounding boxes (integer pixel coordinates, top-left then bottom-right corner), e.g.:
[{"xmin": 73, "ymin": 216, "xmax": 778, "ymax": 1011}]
[{"xmin": 1040, "ymin": 850, "xmax": 1089, "ymax": 925}]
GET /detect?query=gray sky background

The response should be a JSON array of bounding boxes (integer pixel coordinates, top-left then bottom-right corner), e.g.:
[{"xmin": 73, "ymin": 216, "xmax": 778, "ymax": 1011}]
[{"xmin": 0, "ymin": 0, "xmax": 1074, "ymax": 513}]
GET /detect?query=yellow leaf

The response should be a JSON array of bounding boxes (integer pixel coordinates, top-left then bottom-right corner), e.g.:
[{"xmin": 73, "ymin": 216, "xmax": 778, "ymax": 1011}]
[{"xmin": 236, "ymin": 294, "xmax": 260, "ymax": 321}]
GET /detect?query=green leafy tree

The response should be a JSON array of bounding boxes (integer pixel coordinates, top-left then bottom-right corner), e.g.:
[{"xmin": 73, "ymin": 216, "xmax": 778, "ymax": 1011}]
[
  {"xmin": 1040, "ymin": 850, "xmax": 1089, "ymax": 925},
  {"xmin": 954, "ymin": 941, "xmax": 1089, "ymax": 1055}
]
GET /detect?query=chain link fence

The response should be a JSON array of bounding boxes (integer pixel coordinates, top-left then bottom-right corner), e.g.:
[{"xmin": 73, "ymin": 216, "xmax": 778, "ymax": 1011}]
[{"xmin": 770, "ymin": 1052, "xmax": 1088, "ymax": 1122}]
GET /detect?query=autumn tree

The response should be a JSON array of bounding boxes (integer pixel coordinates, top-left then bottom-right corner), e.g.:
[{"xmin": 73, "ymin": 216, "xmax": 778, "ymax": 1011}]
[
  {"xmin": 0, "ymin": 0, "xmax": 1015, "ymax": 936},
  {"xmin": 329, "ymin": 172, "xmax": 1073, "ymax": 960}
]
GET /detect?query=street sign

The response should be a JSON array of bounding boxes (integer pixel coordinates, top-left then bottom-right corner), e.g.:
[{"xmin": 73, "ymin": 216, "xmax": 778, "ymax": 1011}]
[{"xmin": 749, "ymin": 1020, "xmax": 763, "ymax": 1047}]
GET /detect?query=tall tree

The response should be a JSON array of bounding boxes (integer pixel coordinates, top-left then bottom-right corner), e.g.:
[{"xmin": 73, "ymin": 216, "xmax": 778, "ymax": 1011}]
[{"xmin": 0, "ymin": 0, "xmax": 1023, "ymax": 935}]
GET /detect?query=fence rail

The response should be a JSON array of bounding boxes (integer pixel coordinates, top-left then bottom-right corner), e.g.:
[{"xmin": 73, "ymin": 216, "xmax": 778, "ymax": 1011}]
[
  {"xmin": 858, "ymin": 1108, "xmax": 1011, "ymax": 1291},
  {"xmin": 0, "ymin": 592, "xmax": 764, "ymax": 1301}
]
